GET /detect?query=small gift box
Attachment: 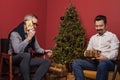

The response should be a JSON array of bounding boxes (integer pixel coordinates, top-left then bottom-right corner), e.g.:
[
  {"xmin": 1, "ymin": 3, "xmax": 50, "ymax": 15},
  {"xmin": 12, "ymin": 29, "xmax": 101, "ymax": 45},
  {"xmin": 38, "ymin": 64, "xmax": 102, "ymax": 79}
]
[
  {"xmin": 85, "ymin": 50, "xmax": 101, "ymax": 59},
  {"xmin": 49, "ymin": 63, "xmax": 67, "ymax": 74}
]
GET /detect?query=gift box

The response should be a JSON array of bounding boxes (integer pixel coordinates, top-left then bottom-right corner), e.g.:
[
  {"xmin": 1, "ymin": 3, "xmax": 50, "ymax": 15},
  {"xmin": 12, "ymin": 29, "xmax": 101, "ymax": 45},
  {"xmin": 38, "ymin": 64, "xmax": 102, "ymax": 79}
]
[
  {"xmin": 85, "ymin": 50, "xmax": 101, "ymax": 58},
  {"xmin": 50, "ymin": 63, "xmax": 67, "ymax": 73},
  {"xmin": 67, "ymin": 72, "xmax": 75, "ymax": 80},
  {"xmin": 47, "ymin": 63, "xmax": 67, "ymax": 80}
]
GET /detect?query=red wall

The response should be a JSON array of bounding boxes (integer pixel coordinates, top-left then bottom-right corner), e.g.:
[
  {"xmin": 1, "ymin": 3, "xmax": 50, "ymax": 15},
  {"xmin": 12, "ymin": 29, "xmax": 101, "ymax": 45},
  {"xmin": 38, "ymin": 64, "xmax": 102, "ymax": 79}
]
[
  {"xmin": 46, "ymin": 0, "xmax": 120, "ymax": 49},
  {"xmin": 1, "ymin": 0, "xmax": 120, "ymax": 49},
  {"xmin": 0, "ymin": 0, "xmax": 47, "ymax": 48}
]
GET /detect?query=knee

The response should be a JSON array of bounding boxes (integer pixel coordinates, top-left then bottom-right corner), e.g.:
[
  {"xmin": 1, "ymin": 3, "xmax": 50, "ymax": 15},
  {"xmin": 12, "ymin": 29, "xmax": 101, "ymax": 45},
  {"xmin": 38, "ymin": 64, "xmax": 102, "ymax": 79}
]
[
  {"xmin": 72, "ymin": 60, "xmax": 78, "ymax": 67},
  {"xmin": 72, "ymin": 59, "xmax": 82, "ymax": 68}
]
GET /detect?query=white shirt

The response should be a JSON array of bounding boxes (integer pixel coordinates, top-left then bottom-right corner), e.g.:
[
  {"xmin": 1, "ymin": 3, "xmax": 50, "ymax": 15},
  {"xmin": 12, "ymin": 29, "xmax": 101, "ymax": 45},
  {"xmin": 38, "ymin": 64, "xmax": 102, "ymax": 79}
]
[{"xmin": 86, "ymin": 31, "xmax": 119, "ymax": 60}]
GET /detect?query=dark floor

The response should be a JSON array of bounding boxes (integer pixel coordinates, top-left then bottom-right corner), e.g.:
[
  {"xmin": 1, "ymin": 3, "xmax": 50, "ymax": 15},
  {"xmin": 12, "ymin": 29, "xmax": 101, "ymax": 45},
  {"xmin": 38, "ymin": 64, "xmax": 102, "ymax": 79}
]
[
  {"xmin": 0, "ymin": 73, "xmax": 50, "ymax": 80},
  {"xmin": 0, "ymin": 74, "xmax": 22, "ymax": 80}
]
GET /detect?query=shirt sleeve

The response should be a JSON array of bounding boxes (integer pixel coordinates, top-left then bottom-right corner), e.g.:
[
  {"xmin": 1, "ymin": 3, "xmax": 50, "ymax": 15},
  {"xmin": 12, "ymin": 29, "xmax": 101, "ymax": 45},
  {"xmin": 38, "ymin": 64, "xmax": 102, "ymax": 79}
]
[
  {"xmin": 86, "ymin": 37, "xmax": 94, "ymax": 50},
  {"xmin": 10, "ymin": 32, "xmax": 29, "ymax": 53},
  {"xmin": 34, "ymin": 37, "xmax": 44, "ymax": 54},
  {"xmin": 84, "ymin": 36, "xmax": 94, "ymax": 54},
  {"xmin": 102, "ymin": 34, "xmax": 119, "ymax": 60}
]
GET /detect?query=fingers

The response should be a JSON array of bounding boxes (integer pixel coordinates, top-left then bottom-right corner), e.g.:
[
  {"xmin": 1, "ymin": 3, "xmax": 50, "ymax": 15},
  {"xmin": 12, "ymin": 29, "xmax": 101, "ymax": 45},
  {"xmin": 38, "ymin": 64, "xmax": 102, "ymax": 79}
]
[
  {"xmin": 26, "ymin": 30, "xmax": 36, "ymax": 41},
  {"xmin": 45, "ymin": 50, "xmax": 52, "ymax": 53}
]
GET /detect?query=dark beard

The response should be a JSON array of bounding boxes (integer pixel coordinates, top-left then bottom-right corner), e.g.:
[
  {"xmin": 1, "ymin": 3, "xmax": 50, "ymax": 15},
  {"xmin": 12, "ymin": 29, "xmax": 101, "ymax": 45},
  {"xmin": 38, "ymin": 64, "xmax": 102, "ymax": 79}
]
[{"xmin": 97, "ymin": 29, "xmax": 106, "ymax": 36}]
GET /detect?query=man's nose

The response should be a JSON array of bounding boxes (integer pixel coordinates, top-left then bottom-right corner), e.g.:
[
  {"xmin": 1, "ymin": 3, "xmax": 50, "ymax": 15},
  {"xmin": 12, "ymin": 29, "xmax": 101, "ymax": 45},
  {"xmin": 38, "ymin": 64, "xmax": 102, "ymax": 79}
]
[{"xmin": 96, "ymin": 26, "xmax": 101, "ymax": 30}]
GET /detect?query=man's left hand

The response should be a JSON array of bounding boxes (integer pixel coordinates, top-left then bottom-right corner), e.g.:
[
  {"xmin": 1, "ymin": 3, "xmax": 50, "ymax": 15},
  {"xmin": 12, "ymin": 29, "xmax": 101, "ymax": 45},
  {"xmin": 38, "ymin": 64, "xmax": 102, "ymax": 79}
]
[{"xmin": 96, "ymin": 55, "xmax": 108, "ymax": 60}]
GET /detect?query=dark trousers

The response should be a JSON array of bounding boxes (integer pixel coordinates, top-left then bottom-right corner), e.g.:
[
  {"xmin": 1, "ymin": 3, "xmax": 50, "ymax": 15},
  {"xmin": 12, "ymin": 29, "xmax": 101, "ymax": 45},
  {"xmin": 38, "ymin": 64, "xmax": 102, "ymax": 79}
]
[{"xmin": 12, "ymin": 53, "xmax": 51, "ymax": 80}]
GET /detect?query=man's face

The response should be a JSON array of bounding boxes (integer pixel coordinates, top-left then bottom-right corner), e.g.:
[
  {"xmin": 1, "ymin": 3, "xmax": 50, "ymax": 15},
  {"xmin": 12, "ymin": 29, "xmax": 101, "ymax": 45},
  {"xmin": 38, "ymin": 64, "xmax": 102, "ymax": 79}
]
[
  {"xmin": 95, "ymin": 20, "xmax": 106, "ymax": 35},
  {"xmin": 32, "ymin": 17, "xmax": 38, "ymax": 29},
  {"xmin": 25, "ymin": 17, "xmax": 38, "ymax": 32}
]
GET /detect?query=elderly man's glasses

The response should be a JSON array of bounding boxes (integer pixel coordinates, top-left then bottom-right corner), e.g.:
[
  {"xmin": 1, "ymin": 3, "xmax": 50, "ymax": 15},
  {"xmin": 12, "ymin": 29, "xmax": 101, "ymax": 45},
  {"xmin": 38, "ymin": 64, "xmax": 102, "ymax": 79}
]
[{"xmin": 33, "ymin": 23, "xmax": 38, "ymax": 27}]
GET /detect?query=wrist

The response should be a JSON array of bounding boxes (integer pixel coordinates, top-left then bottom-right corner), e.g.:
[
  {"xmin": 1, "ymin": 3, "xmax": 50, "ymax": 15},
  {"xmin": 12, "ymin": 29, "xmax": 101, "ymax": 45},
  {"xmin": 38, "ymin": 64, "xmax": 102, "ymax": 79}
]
[
  {"xmin": 42, "ymin": 50, "xmax": 45, "ymax": 54},
  {"xmin": 26, "ymin": 38, "xmax": 30, "ymax": 42}
]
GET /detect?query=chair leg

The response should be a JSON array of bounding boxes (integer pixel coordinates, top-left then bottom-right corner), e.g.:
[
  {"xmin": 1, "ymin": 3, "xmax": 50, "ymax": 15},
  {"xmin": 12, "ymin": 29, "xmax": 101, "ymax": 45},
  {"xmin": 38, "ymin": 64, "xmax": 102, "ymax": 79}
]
[
  {"xmin": 0, "ymin": 57, "xmax": 3, "ymax": 77},
  {"xmin": 112, "ymin": 65, "xmax": 118, "ymax": 80},
  {"xmin": 9, "ymin": 56, "xmax": 13, "ymax": 80}
]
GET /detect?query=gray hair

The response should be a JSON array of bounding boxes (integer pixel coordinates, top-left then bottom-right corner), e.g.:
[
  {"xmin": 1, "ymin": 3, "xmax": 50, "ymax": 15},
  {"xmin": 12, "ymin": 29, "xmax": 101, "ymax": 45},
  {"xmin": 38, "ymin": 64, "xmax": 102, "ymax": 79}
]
[{"xmin": 24, "ymin": 14, "xmax": 38, "ymax": 22}]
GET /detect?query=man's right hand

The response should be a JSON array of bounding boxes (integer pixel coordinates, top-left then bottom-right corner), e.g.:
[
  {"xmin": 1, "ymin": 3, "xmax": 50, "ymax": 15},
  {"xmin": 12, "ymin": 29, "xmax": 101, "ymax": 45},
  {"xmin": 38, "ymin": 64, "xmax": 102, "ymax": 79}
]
[{"xmin": 26, "ymin": 29, "xmax": 36, "ymax": 41}]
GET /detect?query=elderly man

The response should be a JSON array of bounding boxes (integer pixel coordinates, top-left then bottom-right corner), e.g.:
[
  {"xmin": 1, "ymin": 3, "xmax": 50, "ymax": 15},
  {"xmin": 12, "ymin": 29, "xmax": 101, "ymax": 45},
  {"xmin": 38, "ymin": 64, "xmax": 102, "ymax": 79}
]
[{"xmin": 8, "ymin": 14, "xmax": 52, "ymax": 80}]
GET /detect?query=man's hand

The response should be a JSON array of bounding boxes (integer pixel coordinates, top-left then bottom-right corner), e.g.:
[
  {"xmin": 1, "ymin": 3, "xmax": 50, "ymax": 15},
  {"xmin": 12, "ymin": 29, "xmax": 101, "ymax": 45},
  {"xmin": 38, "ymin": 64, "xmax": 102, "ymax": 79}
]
[
  {"xmin": 26, "ymin": 29, "xmax": 36, "ymax": 41},
  {"xmin": 96, "ymin": 55, "xmax": 108, "ymax": 60},
  {"xmin": 44, "ymin": 50, "xmax": 53, "ymax": 57}
]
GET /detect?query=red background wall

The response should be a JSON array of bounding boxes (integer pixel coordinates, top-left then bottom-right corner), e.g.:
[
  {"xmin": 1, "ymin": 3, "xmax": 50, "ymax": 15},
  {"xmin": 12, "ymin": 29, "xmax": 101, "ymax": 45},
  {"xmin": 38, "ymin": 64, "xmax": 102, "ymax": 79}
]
[
  {"xmin": 0, "ymin": 0, "xmax": 47, "ymax": 48},
  {"xmin": 46, "ymin": 0, "xmax": 120, "ymax": 49},
  {"xmin": 0, "ymin": 0, "xmax": 120, "ymax": 49}
]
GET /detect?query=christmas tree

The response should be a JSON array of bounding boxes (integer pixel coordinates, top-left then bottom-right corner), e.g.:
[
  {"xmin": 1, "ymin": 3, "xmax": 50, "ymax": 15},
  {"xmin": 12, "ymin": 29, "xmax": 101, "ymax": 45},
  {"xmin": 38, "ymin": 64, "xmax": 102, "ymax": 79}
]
[{"xmin": 52, "ymin": 3, "xmax": 86, "ymax": 65}]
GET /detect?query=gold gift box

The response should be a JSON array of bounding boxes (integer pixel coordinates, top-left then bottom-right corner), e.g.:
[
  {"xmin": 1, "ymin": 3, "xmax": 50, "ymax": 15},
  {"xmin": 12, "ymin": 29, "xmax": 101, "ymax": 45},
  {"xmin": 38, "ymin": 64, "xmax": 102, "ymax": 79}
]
[{"xmin": 85, "ymin": 50, "xmax": 101, "ymax": 58}]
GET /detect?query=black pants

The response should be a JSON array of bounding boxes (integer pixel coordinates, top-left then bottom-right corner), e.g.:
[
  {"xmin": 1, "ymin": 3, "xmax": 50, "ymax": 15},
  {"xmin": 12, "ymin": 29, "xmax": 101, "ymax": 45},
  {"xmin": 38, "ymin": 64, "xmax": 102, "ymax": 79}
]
[{"xmin": 12, "ymin": 53, "xmax": 51, "ymax": 80}]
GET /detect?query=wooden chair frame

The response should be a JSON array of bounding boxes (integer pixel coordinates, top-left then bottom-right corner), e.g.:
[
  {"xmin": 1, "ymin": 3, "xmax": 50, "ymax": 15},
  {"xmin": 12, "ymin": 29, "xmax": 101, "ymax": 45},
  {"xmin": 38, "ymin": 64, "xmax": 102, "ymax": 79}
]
[{"xmin": 0, "ymin": 53, "xmax": 13, "ymax": 80}]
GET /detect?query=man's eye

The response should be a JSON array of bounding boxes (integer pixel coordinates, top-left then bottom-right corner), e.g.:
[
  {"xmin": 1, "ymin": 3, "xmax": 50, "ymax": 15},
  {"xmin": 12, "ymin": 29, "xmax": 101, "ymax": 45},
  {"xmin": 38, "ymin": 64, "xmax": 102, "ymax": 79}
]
[
  {"xmin": 33, "ymin": 23, "xmax": 38, "ymax": 26},
  {"xmin": 95, "ymin": 25, "xmax": 103, "ymax": 27}
]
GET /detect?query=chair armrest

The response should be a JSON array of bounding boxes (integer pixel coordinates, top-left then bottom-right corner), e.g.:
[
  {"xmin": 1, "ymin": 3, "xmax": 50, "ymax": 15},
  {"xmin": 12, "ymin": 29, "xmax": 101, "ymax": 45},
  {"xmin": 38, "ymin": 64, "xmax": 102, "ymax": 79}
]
[{"xmin": 2, "ymin": 53, "xmax": 12, "ymax": 59}]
